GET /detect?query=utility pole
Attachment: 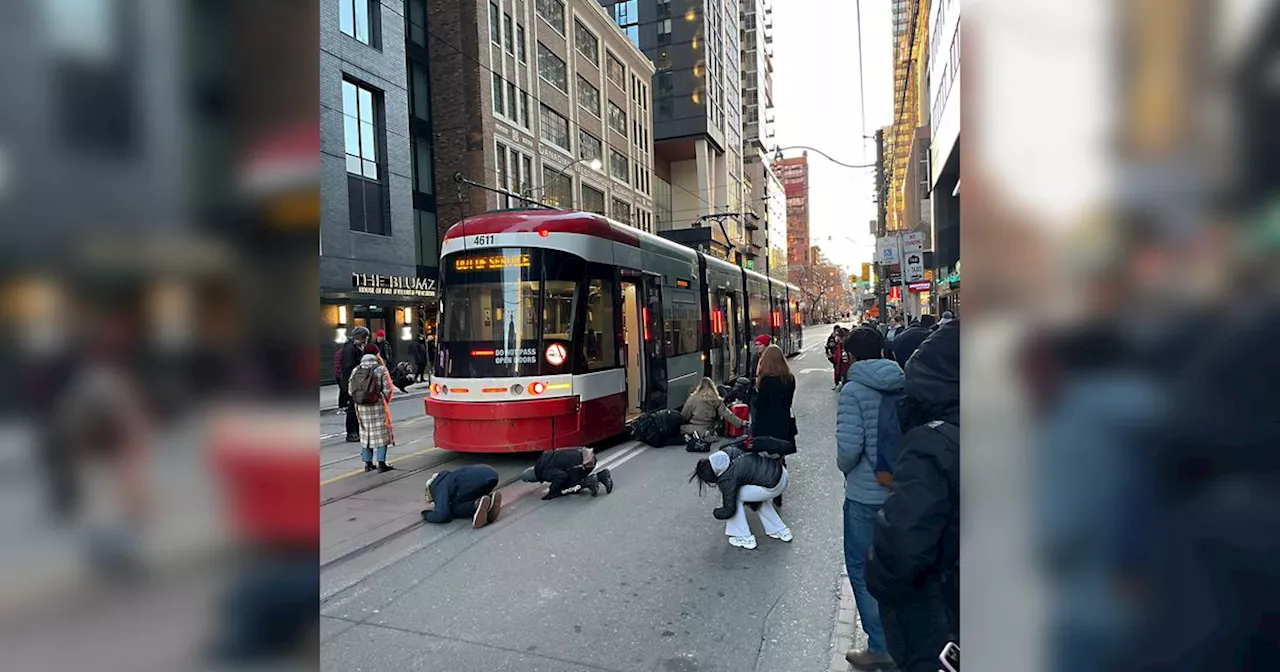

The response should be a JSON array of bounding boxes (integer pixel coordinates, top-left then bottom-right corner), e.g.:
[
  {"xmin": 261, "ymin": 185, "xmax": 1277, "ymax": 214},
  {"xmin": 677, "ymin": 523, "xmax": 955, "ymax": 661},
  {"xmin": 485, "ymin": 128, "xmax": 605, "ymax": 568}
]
[{"xmin": 874, "ymin": 129, "xmax": 889, "ymax": 322}]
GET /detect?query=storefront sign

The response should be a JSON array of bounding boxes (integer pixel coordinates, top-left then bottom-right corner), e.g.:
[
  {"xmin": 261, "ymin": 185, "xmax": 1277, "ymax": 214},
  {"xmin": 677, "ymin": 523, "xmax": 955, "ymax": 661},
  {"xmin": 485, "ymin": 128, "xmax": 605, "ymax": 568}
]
[
  {"xmin": 908, "ymin": 280, "xmax": 932, "ymax": 292},
  {"xmin": 352, "ymin": 273, "xmax": 437, "ymax": 298}
]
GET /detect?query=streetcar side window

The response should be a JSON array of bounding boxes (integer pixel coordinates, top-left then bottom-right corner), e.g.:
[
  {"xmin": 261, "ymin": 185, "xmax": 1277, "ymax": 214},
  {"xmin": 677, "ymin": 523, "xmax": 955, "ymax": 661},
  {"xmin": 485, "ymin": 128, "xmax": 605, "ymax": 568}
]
[{"xmin": 582, "ymin": 277, "xmax": 617, "ymax": 371}]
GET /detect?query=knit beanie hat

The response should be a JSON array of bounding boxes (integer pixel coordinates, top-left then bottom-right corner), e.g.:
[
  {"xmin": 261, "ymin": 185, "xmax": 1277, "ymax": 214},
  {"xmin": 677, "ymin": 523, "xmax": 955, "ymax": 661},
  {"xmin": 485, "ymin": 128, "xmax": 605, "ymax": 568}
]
[{"xmin": 709, "ymin": 451, "xmax": 730, "ymax": 476}]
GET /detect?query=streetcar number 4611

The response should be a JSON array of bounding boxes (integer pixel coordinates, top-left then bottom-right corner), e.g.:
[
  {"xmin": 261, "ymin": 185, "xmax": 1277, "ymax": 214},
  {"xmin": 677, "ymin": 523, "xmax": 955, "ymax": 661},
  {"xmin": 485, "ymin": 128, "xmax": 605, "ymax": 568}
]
[{"xmin": 472, "ymin": 234, "xmax": 496, "ymax": 246}]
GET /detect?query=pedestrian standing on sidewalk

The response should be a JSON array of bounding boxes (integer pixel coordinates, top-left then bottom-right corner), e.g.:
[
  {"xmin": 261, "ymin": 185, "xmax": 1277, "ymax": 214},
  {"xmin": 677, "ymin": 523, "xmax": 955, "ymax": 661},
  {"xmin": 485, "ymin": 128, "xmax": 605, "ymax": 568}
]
[
  {"xmin": 421, "ymin": 465, "xmax": 503, "ymax": 529},
  {"xmin": 412, "ymin": 335, "xmax": 428, "ymax": 384},
  {"xmin": 689, "ymin": 446, "xmax": 792, "ymax": 550},
  {"xmin": 867, "ymin": 320, "xmax": 960, "ymax": 672},
  {"xmin": 349, "ymin": 343, "xmax": 396, "ymax": 473},
  {"xmin": 426, "ymin": 335, "xmax": 438, "ymax": 382},
  {"xmin": 835, "ymin": 327, "xmax": 906, "ymax": 670},
  {"xmin": 339, "ymin": 326, "xmax": 370, "ymax": 443},
  {"xmin": 373, "ymin": 329, "xmax": 394, "ymax": 365}
]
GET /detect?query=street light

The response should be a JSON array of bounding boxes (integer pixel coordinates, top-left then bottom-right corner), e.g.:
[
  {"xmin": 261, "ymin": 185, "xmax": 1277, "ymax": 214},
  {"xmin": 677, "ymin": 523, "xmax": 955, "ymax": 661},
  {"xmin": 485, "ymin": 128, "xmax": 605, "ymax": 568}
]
[
  {"xmin": 772, "ymin": 146, "xmax": 875, "ymax": 169},
  {"xmin": 524, "ymin": 157, "xmax": 603, "ymax": 208}
]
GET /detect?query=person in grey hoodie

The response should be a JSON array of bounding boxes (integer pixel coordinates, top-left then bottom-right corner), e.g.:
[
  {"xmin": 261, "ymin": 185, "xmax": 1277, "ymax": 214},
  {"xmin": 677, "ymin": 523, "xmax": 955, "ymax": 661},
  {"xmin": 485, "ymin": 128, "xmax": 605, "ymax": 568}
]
[{"xmin": 835, "ymin": 326, "xmax": 905, "ymax": 670}]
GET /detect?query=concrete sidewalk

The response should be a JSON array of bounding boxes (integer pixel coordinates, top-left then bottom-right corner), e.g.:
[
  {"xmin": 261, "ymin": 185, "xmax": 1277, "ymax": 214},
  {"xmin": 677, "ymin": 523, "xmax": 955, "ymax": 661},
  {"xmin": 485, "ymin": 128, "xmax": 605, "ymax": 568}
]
[{"xmin": 320, "ymin": 381, "xmax": 432, "ymax": 412}]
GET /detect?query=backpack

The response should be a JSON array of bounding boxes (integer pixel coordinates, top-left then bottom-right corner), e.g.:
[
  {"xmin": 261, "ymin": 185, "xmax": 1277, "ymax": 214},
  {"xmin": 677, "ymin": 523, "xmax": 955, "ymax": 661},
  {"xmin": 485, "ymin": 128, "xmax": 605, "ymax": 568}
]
[
  {"xmin": 349, "ymin": 365, "xmax": 381, "ymax": 405},
  {"xmin": 874, "ymin": 392, "xmax": 923, "ymax": 486}
]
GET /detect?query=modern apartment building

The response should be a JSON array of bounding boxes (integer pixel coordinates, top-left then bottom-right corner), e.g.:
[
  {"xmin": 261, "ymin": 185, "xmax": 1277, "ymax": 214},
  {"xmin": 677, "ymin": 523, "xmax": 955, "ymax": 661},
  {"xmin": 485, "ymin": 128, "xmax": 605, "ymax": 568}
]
[
  {"xmin": 320, "ymin": 0, "xmax": 437, "ymax": 374},
  {"xmin": 600, "ymin": 0, "xmax": 750, "ymax": 264},
  {"xmin": 775, "ymin": 153, "xmax": 809, "ymax": 284},
  {"xmin": 427, "ymin": 0, "xmax": 656, "ymax": 234},
  {"xmin": 740, "ymin": 0, "xmax": 780, "ymax": 274}
]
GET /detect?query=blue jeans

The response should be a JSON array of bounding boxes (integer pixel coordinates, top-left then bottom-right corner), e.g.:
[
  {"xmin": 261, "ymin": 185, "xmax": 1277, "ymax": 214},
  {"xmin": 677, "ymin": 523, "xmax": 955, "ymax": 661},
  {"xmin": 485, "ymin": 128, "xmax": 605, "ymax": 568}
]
[
  {"xmin": 361, "ymin": 446, "xmax": 388, "ymax": 463},
  {"xmin": 844, "ymin": 498, "xmax": 888, "ymax": 654}
]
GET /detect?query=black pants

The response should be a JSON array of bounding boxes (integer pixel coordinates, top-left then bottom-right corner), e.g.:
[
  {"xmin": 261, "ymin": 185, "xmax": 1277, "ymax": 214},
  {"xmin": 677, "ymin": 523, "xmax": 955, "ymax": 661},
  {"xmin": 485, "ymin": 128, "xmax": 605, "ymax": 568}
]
[
  {"xmin": 342, "ymin": 392, "xmax": 359, "ymax": 437},
  {"xmin": 880, "ymin": 582, "xmax": 953, "ymax": 672},
  {"xmin": 449, "ymin": 477, "xmax": 499, "ymax": 519}
]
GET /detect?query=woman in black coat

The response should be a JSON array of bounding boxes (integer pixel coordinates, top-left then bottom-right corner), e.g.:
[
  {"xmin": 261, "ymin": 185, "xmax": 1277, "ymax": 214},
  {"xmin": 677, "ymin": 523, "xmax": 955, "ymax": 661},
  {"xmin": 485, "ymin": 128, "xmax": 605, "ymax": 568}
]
[{"xmin": 751, "ymin": 344, "xmax": 796, "ymax": 444}]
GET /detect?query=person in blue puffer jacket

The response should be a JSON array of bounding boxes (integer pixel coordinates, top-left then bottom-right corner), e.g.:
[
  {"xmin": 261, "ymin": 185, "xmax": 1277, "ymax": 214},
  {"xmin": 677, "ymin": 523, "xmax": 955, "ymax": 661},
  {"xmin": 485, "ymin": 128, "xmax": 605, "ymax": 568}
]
[{"xmin": 835, "ymin": 326, "xmax": 905, "ymax": 670}]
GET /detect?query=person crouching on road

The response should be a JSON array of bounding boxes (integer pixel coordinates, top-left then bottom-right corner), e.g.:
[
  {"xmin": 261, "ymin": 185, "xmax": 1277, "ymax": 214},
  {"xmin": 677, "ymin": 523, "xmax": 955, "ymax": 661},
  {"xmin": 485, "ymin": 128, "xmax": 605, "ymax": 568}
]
[
  {"xmin": 681, "ymin": 377, "xmax": 747, "ymax": 439},
  {"xmin": 689, "ymin": 447, "xmax": 791, "ymax": 550},
  {"xmin": 421, "ymin": 465, "xmax": 502, "ymax": 529},
  {"xmin": 520, "ymin": 447, "xmax": 614, "ymax": 499},
  {"xmin": 348, "ymin": 344, "xmax": 396, "ymax": 473}
]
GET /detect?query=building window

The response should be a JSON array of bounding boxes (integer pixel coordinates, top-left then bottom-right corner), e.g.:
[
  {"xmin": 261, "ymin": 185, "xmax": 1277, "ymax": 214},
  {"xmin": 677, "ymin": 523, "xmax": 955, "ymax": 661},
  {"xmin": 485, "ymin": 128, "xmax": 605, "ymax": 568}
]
[
  {"xmin": 413, "ymin": 138, "xmax": 434, "ymax": 194},
  {"xmin": 657, "ymin": 18, "xmax": 672, "ymax": 44},
  {"xmin": 504, "ymin": 14, "xmax": 514, "ymax": 54},
  {"xmin": 517, "ymin": 24, "xmax": 527, "ymax": 62},
  {"xmin": 611, "ymin": 197, "xmax": 631, "ymax": 224},
  {"xmin": 609, "ymin": 150, "xmax": 628, "ymax": 183},
  {"xmin": 576, "ymin": 75, "xmax": 600, "ymax": 117},
  {"xmin": 507, "ymin": 81, "xmax": 519, "ymax": 119},
  {"xmin": 574, "ymin": 20, "xmax": 599, "ymax": 65},
  {"xmin": 606, "ymin": 52, "xmax": 625, "ymax": 89},
  {"xmin": 521, "ymin": 155, "xmax": 534, "ymax": 195},
  {"xmin": 496, "ymin": 142, "xmax": 511, "ymax": 208},
  {"xmin": 581, "ymin": 184, "xmax": 605, "ymax": 215},
  {"xmin": 521, "ymin": 92, "xmax": 531, "ymax": 127},
  {"xmin": 540, "ymin": 105, "xmax": 569, "ymax": 149},
  {"xmin": 410, "ymin": 62, "xmax": 431, "ymax": 121},
  {"xmin": 542, "ymin": 166, "xmax": 573, "ymax": 207},
  {"xmin": 578, "ymin": 129, "xmax": 603, "ymax": 166},
  {"xmin": 342, "ymin": 80, "xmax": 386, "ymax": 235},
  {"xmin": 537, "ymin": 0, "xmax": 565, "ymax": 34},
  {"xmin": 340, "ymin": 0, "xmax": 375, "ymax": 45},
  {"xmin": 492, "ymin": 72, "xmax": 504, "ymax": 114},
  {"xmin": 489, "ymin": 2, "xmax": 501, "ymax": 45},
  {"xmin": 607, "ymin": 101, "xmax": 627, "ymax": 137},
  {"xmin": 416, "ymin": 210, "xmax": 439, "ymax": 266},
  {"xmin": 537, "ymin": 43, "xmax": 567, "ymax": 92},
  {"xmin": 407, "ymin": 0, "xmax": 427, "ymax": 46}
]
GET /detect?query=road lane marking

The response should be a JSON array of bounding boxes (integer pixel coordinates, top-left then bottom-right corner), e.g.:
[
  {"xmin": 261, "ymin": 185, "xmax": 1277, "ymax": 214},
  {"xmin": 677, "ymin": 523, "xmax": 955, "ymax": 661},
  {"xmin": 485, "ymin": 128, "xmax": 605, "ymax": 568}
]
[{"xmin": 320, "ymin": 445, "xmax": 439, "ymax": 485}]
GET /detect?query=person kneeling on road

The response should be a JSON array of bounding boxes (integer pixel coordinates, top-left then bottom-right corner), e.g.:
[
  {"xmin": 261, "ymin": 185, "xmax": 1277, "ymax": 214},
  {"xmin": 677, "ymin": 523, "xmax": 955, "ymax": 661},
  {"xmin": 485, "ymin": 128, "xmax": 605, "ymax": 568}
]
[
  {"xmin": 421, "ymin": 465, "xmax": 503, "ymax": 529},
  {"xmin": 520, "ymin": 447, "xmax": 614, "ymax": 499}
]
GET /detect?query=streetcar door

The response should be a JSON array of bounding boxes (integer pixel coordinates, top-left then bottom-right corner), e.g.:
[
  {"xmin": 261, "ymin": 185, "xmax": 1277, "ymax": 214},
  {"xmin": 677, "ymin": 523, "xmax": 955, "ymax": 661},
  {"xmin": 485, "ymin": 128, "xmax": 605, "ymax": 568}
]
[
  {"xmin": 642, "ymin": 274, "xmax": 668, "ymax": 412},
  {"xmin": 620, "ymin": 280, "xmax": 645, "ymax": 420},
  {"xmin": 723, "ymin": 292, "xmax": 739, "ymax": 381}
]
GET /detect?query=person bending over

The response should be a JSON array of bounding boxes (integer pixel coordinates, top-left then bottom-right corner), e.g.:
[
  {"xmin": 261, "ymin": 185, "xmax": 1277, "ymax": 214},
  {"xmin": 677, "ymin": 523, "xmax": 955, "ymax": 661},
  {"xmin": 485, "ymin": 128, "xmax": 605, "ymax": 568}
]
[
  {"xmin": 520, "ymin": 447, "xmax": 614, "ymax": 499},
  {"xmin": 421, "ymin": 465, "xmax": 503, "ymax": 529},
  {"xmin": 690, "ymin": 447, "xmax": 792, "ymax": 550}
]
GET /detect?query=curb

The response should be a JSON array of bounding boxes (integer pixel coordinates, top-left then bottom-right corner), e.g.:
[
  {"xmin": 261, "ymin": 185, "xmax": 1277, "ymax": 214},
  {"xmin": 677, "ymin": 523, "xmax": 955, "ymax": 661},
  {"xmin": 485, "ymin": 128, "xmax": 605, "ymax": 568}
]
[{"xmin": 320, "ymin": 386, "xmax": 432, "ymax": 413}]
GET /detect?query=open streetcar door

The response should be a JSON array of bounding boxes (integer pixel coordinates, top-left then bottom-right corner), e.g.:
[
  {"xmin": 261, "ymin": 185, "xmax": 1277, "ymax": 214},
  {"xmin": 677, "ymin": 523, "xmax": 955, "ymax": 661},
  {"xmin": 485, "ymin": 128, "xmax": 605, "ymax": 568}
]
[{"xmin": 619, "ymin": 271, "xmax": 668, "ymax": 417}]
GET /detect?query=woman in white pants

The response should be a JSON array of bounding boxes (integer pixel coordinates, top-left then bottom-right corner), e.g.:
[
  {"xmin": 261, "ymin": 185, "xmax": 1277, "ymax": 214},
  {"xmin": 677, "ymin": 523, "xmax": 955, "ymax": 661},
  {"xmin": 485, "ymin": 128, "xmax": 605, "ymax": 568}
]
[{"xmin": 690, "ymin": 448, "xmax": 792, "ymax": 549}]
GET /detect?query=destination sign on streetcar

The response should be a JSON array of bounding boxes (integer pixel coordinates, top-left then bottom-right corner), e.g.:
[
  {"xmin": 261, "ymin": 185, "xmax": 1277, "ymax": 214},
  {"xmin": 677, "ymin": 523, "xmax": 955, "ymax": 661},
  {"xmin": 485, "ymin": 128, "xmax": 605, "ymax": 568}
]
[{"xmin": 453, "ymin": 253, "xmax": 531, "ymax": 272}]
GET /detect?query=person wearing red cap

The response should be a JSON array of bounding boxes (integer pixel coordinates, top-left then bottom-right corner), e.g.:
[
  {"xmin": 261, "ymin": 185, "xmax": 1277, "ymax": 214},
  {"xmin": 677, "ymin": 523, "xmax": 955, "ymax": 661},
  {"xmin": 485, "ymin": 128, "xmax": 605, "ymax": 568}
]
[
  {"xmin": 748, "ymin": 334, "xmax": 773, "ymax": 388},
  {"xmin": 373, "ymin": 328, "xmax": 394, "ymax": 366}
]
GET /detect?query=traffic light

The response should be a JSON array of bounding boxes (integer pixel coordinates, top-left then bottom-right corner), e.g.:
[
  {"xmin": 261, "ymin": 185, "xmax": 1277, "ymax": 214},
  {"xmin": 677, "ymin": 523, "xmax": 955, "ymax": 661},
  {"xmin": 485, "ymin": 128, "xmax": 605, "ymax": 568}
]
[{"xmin": 860, "ymin": 262, "xmax": 870, "ymax": 282}]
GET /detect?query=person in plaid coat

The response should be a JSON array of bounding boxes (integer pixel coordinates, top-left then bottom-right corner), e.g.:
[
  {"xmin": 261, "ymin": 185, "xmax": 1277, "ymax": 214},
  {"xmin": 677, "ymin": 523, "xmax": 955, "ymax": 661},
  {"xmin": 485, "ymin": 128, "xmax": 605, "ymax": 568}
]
[{"xmin": 349, "ymin": 344, "xmax": 396, "ymax": 473}]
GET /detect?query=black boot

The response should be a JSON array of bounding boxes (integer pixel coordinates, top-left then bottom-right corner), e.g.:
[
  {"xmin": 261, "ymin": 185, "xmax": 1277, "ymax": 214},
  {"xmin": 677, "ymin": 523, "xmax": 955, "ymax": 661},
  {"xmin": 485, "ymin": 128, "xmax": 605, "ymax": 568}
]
[
  {"xmin": 598, "ymin": 469, "xmax": 614, "ymax": 494},
  {"xmin": 347, "ymin": 434, "xmax": 361, "ymax": 443},
  {"xmin": 378, "ymin": 462, "xmax": 395, "ymax": 473},
  {"xmin": 583, "ymin": 474, "xmax": 600, "ymax": 497},
  {"xmin": 364, "ymin": 462, "xmax": 375, "ymax": 472},
  {"xmin": 773, "ymin": 495, "xmax": 783, "ymax": 508}
]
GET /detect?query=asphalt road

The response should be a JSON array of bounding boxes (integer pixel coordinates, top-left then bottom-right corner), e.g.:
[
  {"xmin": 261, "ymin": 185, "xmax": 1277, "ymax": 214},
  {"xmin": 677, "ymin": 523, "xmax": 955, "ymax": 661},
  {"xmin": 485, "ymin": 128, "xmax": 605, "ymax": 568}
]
[{"xmin": 319, "ymin": 325, "xmax": 864, "ymax": 672}]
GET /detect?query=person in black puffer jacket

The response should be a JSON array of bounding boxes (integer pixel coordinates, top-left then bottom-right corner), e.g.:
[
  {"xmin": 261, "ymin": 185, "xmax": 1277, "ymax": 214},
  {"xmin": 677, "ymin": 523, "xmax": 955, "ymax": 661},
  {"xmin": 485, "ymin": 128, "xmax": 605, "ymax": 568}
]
[
  {"xmin": 690, "ymin": 447, "xmax": 791, "ymax": 550},
  {"xmin": 866, "ymin": 319, "xmax": 959, "ymax": 672},
  {"xmin": 520, "ymin": 447, "xmax": 614, "ymax": 500}
]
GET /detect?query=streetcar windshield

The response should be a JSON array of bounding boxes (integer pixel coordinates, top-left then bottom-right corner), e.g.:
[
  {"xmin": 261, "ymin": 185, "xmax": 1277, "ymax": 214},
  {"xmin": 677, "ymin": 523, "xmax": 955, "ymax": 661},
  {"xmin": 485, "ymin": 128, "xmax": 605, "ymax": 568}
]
[{"xmin": 438, "ymin": 247, "xmax": 583, "ymax": 378}]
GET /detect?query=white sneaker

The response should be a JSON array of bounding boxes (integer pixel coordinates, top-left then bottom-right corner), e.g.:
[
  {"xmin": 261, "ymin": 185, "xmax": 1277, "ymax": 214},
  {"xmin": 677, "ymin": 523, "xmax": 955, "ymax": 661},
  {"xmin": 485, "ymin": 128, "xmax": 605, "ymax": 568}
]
[
  {"xmin": 768, "ymin": 528, "xmax": 793, "ymax": 543},
  {"xmin": 729, "ymin": 535, "xmax": 758, "ymax": 550}
]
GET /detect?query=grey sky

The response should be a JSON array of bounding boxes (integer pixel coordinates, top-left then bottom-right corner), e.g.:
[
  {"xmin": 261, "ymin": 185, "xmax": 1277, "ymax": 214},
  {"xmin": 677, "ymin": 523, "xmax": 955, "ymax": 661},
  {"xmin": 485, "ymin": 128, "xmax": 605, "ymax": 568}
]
[{"xmin": 770, "ymin": 0, "xmax": 894, "ymax": 272}]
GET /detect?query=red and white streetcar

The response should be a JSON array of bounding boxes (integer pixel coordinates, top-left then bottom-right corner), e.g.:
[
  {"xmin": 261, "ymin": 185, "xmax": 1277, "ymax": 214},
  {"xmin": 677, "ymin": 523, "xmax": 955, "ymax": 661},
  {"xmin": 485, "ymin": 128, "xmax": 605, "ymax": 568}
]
[{"xmin": 425, "ymin": 209, "xmax": 803, "ymax": 453}]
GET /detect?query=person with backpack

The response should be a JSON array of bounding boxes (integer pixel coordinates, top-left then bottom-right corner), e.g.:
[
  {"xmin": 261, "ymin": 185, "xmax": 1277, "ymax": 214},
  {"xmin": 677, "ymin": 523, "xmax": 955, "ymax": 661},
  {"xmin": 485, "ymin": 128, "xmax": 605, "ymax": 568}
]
[
  {"xmin": 348, "ymin": 343, "xmax": 396, "ymax": 473},
  {"xmin": 689, "ymin": 446, "xmax": 792, "ymax": 550},
  {"xmin": 338, "ymin": 326, "xmax": 371, "ymax": 443},
  {"xmin": 866, "ymin": 320, "xmax": 959, "ymax": 672},
  {"xmin": 834, "ymin": 327, "xmax": 906, "ymax": 670},
  {"xmin": 519, "ymin": 447, "xmax": 614, "ymax": 499}
]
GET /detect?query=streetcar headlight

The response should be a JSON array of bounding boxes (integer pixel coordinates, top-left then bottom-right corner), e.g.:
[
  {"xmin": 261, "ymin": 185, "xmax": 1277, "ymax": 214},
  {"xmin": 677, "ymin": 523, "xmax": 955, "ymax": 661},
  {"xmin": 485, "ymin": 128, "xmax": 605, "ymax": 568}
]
[
  {"xmin": 510, "ymin": 383, "xmax": 524, "ymax": 396},
  {"xmin": 529, "ymin": 381, "xmax": 546, "ymax": 395}
]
